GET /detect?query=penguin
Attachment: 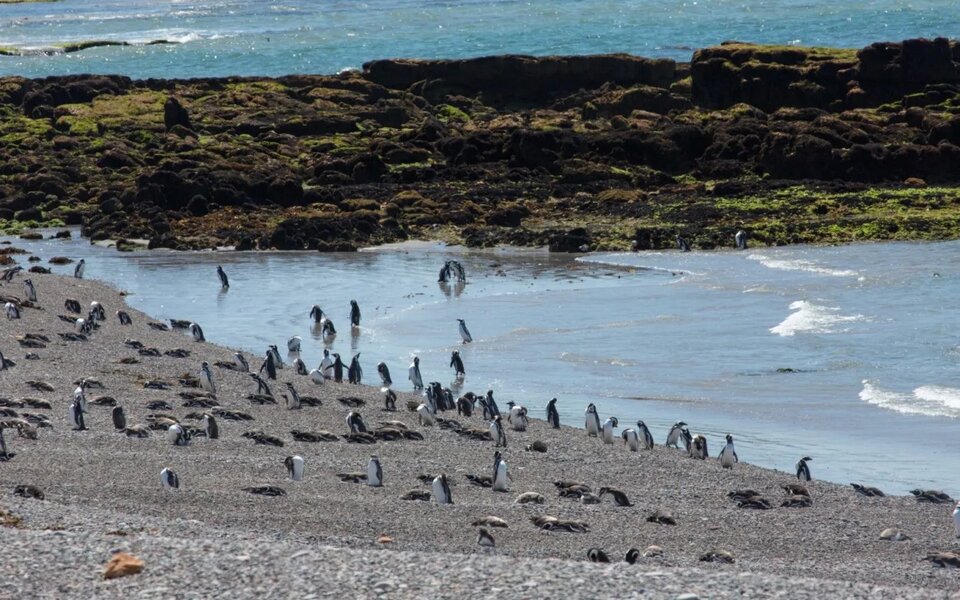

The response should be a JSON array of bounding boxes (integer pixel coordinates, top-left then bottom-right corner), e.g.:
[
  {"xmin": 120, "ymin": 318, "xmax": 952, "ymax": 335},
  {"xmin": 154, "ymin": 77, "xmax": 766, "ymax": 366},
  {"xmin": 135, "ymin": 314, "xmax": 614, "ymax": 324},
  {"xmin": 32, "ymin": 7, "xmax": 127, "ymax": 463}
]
[
  {"xmin": 287, "ymin": 336, "xmax": 302, "ymax": 353},
  {"xmin": 508, "ymin": 404, "xmax": 528, "ymax": 431},
  {"xmin": 456, "ymin": 394, "xmax": 474, "ymax": 417},
  {"xmin": 417, "ymin": 403, "xmax": 435, "ymax": 426},
  {"xmin": 23, "ymin": 279, "xmax": 36, "ymax": 302},
  {"xmin": 676, "ymin": 234, "xmax": 691, "ymax": 252},
  {"xmin": 625, "ymin": 548, "xmax": 641, "ymax": 564},
  {"xmin": 408, "ymin": 356, "xmax": 423, "ymax": 391},
  {"xmin": 348, "ymin": 353, "xmax": 362, "ymax": 384},
  {"xmin": 690, "ymin": 434, "xmax": 709, "ymax": 459},
  {"xmin": 285, "ymin": 455, "xmax": 305, "ymax": 481},
  {"xmin": 160, "ymin": 468, "xmax": 179, "ymax": 490},
  {"xmin": 796, "ymin": 456, "xmax": 812, "ymax": 481},
  {"xmin": 285, "ymin": 382, "xmax": 302, "ymax": 410},
  {"xmin": 953, "ymin": 502, "xmax": 960, "ymax": 538},
  {"xmin": 636, "ymin": 420, "xmax": 655, "ymax": 449},
  {"xmin": 666, "ymin": 421, "xmax": 688, "ymax": 448},
  {"xmin": 719, "ymin": 434, "xmax": 738, "ymax": 468},
  {"xmin": 309, "ymin": 304, "xmax": 325, "ymax": 324},
  {"xmin": 250, "ymin": 373, "xmax": 272, "ymax": 397},
  {"xmin": 167, "ymin": 423, "xmax": 190, "ymax": 446},
  {"xmin": 585, "ymin": 403, "xmax": 601, "ymax": 437},
  {"xmin": 587, "ymin": 548, "xmax": 610, "ymax": 563},
  {"xmin": 267, "ymin": 345, "xmax": 284, "ymax": 369},
  {"xmin": 490, "ymin": 415, "xmax": 507, "ymax": 448},
  {"xmin": 5, "ymin": 302, "xmax": 20, "ymax": 320},
  {"xmin": 234, "ymin": 352, "xmax": 249, "ymax": 372},
  {"xmin": 377, "ymin": 362, "xmax": 392, "ymax": 387},
  {"xmin": 194, "ymin": 360, "xmax": 215, "ymax": 393},
  {"xmin": 457, "ymin": 318, "xmax": 473, "ymax": 344},
  {"xmin": 546, "ymin": 398, "xmax": 560, "ymax": 428},
  {"xmin": 622, "ymin": 427, "xmax": 639, "ymax": 451},
  {"xmin": 367, "ymin": 455, "xmax": 382, "ymax": 487},
  {"xmin": 492, "ymin": 451, "xmax": 508, "ymax": 492},
  {"xmin": 190, "ymin": 323, "xmax": 205, "ymax": 342},
  {"xmin": 309, "ymin": 368, "xmax": 324, "ymax": 384},
  {"xmin": 320, "ymin": 349, "xmax": 334, "ymax": 379},
  {"xmin": 293, "ymin": 358, "xmax": 308, "ymax": 376},
  {"xmin": 73, "ymin": 384, "xmax": 88, "ymax": 412},
  {"xmin": 332, "ymin": 353, "xmax": 345, "ymax": 383},
  {"xmin": 450, "ymin": 350, "xmax": 465, "ymax": 378},
  {"xmin": 384, "ymin": 389, "xmax": 397, "ymax": 411},
  {"xmin": 202, "ymin": 413, "xmax": 219, "ymax": 439},
  {"xmin": 735, "ymin": 229, "xmax": 747, "ymax": 250},
  {"xmin": 322, "ymin": 319, "xmax": 337, "ymax": 339},
  {"xmin": 217, "ymin": 265, "xmax": 229, "ymax": 288},
  {"xmin": 111, "ymin": 405, "xmax": 126, "ymax": 430},
  {"xmin": 68, "ymin": 398, "xmax": 86, "ymax": 431},
  {"xmin": 350, "ymin": 300, "xmax": 361, "ymax": 328},
  {"xmin": 74, "ymin": 259, "xmax": 85, "ymax": 279},
  {"xmin": 0, "ymin": 426, "xmax": 9, "ymax": 460},
  {"xmin": 260, "ymin": 351, "xmax": 277, "ymax": 380},
  {"xmin": 346, "ymin": 411, "xmax": 367, "ymax": 434},
  {"xmin": 117, "ymin": 310, "xmax": 132, "ymax": 325},
  {"xmin": 432, "ymin": 474, "xmax": 453, "ymax": 505},
  {"xmin": 0, "ymin": 350, "xmax": 8, "ymax": 371},
  {"xmin": 477, "ymin": 528, "xmax": 496, "ymax": 548},
  {"xmin": 601, "ymin": 416, "xmax": 618, "ymax": 444},
  {"xmin": 484, "ymin": 390, "xmax": 501, "ymax": 419}
]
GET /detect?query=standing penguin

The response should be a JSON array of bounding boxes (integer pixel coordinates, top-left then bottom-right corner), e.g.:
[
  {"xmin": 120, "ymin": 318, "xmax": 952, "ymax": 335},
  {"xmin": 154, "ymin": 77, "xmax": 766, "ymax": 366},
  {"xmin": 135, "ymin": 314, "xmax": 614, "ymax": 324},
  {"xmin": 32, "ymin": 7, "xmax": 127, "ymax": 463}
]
[
  {"xmin": 350, "ymin": 300, "xmax": 361, "ymax": 328},
  {"xmin": 377, "ymin": 362, "xmax": 392, "ymax": 388},
  {"xmin": 319, "ymin": 349, "xmax": 334, "ymax": 379},
  {"xmin": 260, "ymin": 351, "xmax": 277, "ymax": 380},
  {"xmin": 267, "ymin": 345, "xmax": 284, "ymax": 369},
  {"xmin": 68, "ymin": 398, "xmax": 86, "ymax": 431},
  {"xmin": 346, "ymin": 411, "xmax": 367, "ymax": 434},
  {"xmin": 73, "ymin": 384, "xmax": 88, "ymax": 413},
  {"xmin": 450, "ymin": 350, "xmax": 465, "ymax": 378},
  {"xmin": 546, "ymin": 398, "xmax": 560, "ymax": 429},
  {"xmin": 490, "ymin": 415, "xmax": 507, "ymax": 448},
  {"xmin": 408, "ymin": 356, "xmax": 423, "ymax": 391},
  {"xmin": 636, "ymin": 420, "xmax": 655, "ymax": 449},
  {"xmin": 367, "ymin": 455, "xmax": 382, "ymax": 487},
  {"xmin": 285, "ymin": 455, "xmax": 305, "ymax": 481},
  {"xmin": 735, "ymin": 229, "xmax": 748, "ymax": 250},
  {"xmin": 117, "ymin": 310, "xmax": 132, "ymax": 325},
  {"xmin": 287, "ymin": 336, "xmax": 302, "ymax": 353},
  {"xmin": 167, "ymin": 423, "xmax": 190, "ymax": 446},
  {"xmin": 234, "ymin": 352, "xmax": 250, "ymax": 372},
  {"xmin": 322, "ymin": 319, "xmax": 337, "ymax": 339},
  {"xmin": 111, "ymin": 406, "xmax": 126, "ymax": 430},
  {"xmin": 217, "ymin": 265, "xmax": 229, "ymax": 288},
  {"xmin": 666, "ymin": 421, "xmax": 688, "ymax": 448},
  {"xmin": 293, "ymin": 358, "xmax": 308, "ymax": 376},
  {"xmin": 953, "ymin": 502, "xmax": 960, "ymax": 538},
  {"xmin": 285, "ymin": 382, "xmax": 302, "ymax": 410},
  {"xmin": 0, "ymin": 426, "xmax": 9, "ymax": 460},
  {"xmin": 719, "ymin": 434, "xmax": 739, "ymax": 469},
  {"xmin": 332, "ymin": 353, "xmax": 345, "ymax": 383},
  {"xmin": 796, "ymin": 456, "xmax": 812, "ymax": 481},
  {"xmin": 432, "ymin": 474, "xmax": 453, "ymax": 505},
  {"xmin": 23, "ymin": 279, "xmax": 36, "ymax": 302},
  {"xmin": 483, "ymin": 390, "xmax": 501, "ymax": 419},
  {"xmin": 5, "ymin": 302, "xmax": 20, "ymax": 320},
  {"xmin": 309, "ymin": 305, "xmax": 325, "ymax": 324},
  {"xmin": 493, "ymin": 451, "xmax": 508, "ymax": 492},
  {"xmin": 601, "ymin": 416, "xmax": 618, "ymax": 444},
  {"xmin": 199, "ymin": 361, "xmax": 216, "ymax": 394},
  {"xmin": 508, "ymin": 404, "xmax": 528, "ymax": 431},
  {"xmin": 190, "ymin": 323, "xmax": 205, "ymax": 342},
  {"xmin": 348, "ymin": 353, "xmax": 363, "ymax": 384},
  {"xmin": 457, "ymin": 318, "xmax": 473, "ymax": 344},
  {"xmin": 585, "ymin": 403, "xmax": 601, "ymax": 437},
  {"xmin": 160, "ymin": 468, "xmax": 179, "ymax": 490},
  {"xmin": 250, "ymin": 373, "xmax": 272, "ymax": 397},
  {"xmin": 477, "ymin": 528, "xmax": 496, "ymax": 548},
  {"xmin": 202, "ymin": 413, "xmax": 219, "ymax": 439},
  {"xmin": 74, "ymin": 259, "xmax": 85, "ymax": 279},
  {"xmin": 622, "ymin": 427, "xmax": 640, "ymax": 452}
]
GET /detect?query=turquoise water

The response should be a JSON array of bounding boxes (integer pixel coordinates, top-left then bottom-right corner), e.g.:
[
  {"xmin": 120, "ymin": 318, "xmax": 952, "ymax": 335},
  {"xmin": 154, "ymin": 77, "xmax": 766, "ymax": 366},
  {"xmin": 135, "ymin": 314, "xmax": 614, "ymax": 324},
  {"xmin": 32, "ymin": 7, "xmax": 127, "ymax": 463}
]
[
  {"xmin": 0, "ymin": 1, "xmax": 958, "ymax": 78},
  {"xmin": 4, "ymin": 232, "xmax": 960, "ymax": 494}
]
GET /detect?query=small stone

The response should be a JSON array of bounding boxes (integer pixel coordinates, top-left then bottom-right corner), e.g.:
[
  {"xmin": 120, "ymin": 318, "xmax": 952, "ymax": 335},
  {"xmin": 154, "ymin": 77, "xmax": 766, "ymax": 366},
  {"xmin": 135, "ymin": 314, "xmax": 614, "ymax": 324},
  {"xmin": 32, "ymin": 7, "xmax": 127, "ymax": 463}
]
[
  {"xmin": 676, "ymin": 594, "xmax": 700, "ymax": 600},
  {"xmin": 103, "ymin": 552, "xmax": 145, "ymax": 580}
]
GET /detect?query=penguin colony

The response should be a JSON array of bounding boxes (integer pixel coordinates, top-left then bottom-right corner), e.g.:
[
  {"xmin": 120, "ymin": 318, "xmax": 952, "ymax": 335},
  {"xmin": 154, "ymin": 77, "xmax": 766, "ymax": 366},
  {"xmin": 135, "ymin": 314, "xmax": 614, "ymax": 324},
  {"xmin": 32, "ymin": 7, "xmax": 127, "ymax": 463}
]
[{"xmin": 0, "ymin": 251, "xmax": 958, "ymax": 578}]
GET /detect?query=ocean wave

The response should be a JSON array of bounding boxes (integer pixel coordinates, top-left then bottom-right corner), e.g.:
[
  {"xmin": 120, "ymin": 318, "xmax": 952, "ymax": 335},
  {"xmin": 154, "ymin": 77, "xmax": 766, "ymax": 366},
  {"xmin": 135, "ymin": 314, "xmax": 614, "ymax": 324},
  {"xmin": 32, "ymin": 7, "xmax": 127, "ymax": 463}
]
[
  {"xmin": 770, "ymin": 300, "xmax": 864, "ymax": 336},
  {"xmin": 748, "ymin": 253, "xmax": 859, "ymax": 278},
  {"xmin": 859, "ymin": 380, "xmax": 960, "ymax": 418}
]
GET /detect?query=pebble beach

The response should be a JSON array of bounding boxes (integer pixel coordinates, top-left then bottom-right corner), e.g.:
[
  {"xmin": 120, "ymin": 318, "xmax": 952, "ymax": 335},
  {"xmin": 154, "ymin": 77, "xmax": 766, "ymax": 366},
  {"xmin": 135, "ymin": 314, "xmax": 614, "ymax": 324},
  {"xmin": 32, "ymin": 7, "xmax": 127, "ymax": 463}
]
[{"xmin": 1, "ymin": 270, "xmax": 959, "ymax": 598}]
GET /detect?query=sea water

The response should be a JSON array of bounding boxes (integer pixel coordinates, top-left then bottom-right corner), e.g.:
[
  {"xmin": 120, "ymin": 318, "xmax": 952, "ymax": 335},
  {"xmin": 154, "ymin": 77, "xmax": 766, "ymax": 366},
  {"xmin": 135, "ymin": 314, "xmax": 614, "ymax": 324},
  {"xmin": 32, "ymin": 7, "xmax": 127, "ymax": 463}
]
[
  {"xmin": 1, "ymin": 0, "xmax": 958, "ymax": 78},
  {"xmin": 6, "ymin": 231, "xmax": 960, "ymax": 494}
]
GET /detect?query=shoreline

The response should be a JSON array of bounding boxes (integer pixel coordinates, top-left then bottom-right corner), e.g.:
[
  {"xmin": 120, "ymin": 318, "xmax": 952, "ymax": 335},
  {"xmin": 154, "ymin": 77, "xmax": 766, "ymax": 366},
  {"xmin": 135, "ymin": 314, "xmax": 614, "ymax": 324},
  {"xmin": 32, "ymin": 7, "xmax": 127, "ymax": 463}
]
[{"xmin": 0, "ymin": 270, "xmax": 958, "ymax": 595}]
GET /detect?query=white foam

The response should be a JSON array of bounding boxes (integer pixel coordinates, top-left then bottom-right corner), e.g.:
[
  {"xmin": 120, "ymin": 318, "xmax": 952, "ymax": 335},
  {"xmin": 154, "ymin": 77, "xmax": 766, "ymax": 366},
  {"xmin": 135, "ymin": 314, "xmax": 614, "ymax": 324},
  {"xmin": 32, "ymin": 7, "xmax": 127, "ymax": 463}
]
[
  {"xmin": 770, "ymin": 300, "xmax": 864, "ymax": 336},
  {"xmin": 859, "ymin": 380, "xmax": 960, "ymax": 418},
  {"xmin": 748, "ymin": 254, "xmax": 859, "ymax": 278}
]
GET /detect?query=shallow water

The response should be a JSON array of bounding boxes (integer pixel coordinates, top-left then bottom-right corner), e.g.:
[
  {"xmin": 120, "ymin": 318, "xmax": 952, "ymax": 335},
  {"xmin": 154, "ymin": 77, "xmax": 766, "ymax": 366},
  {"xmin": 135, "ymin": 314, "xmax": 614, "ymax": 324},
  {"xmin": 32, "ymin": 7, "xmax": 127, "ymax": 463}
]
[
  {"xmin": 5, "ymin": 232, "xmax": 960, "ymax": 494},
  {"xmin": 1, "ymin": 0, "xmax": 958, "ymax": 77}
]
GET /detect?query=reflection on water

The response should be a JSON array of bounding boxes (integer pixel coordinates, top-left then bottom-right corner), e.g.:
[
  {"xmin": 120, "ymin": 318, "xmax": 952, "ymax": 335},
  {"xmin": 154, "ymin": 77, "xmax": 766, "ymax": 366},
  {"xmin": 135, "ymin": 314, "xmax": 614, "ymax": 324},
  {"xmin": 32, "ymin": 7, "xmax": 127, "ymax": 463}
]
[{"xmin": 5, "ymin": 231, "xmax": 960, "ymax": 493}]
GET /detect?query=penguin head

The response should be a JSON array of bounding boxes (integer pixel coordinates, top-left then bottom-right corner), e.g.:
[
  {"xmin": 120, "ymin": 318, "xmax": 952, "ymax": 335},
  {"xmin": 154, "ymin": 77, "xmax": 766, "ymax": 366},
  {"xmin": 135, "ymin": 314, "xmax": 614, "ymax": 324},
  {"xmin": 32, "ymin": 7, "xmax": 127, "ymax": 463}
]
[
  {"xmin": 726, "ymin": 434, "xmax": 734, "ymax": 443},
  {"xmin": 800, "ymin": 456, "xmax": 812, "ymax": 462},
  {"xmin": 625, "ymin": 548, "xmax": 640, "ymax": 564},
  {"xmin": 609, "ymin": 417, "xmax": 619, "ymax": 427}
]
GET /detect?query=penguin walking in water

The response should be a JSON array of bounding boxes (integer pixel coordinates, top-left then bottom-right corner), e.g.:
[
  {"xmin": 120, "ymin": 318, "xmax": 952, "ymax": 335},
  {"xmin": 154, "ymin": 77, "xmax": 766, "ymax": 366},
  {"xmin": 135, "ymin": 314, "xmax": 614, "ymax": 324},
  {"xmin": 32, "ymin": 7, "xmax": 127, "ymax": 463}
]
[
  {"xmin": 117, "ymin": 310, "xmax": 132, "ymax": 325},
  {"xmin": 332, "ymin": 353, "xmax": 345, "ymax": 383},
  {"xmin": 490, "ymin": 415, "xmax": 507, "ymax": 448},
  {"xmin": 622, "ymin": 427, "xmax": 640, "ymax": 451},
  {"xmin": 234, "ymin": 352, "xmax": 250, "ymax": 372},
  {"xmin": 319, "ymin": 349, "xmax": 334, "ymax": 379},
  {"xmin": 457, "ymin": 318, "xmax": 473, "ymax": 344},
  {"xmin": 676, "ymin": 235, "xmax": 691, "ymax": 252},
  {"xmin": 167, "ymin": 423, "xmax": 190, "ymax": 446},
  {"xmin": 719, "ymin": 434, "xmax": 738, "ymax": 469},
  {"xmin": 322, "ymin": 319, "xmax": 337, "ymax": 340},
  {"xmin": 546, "ymin": 398, "xmax": 560, "ymax": 429},
  {"xmin": 260, "ymin": 351, "xmax": 277, "ymax": 380},
  {"xmin": 367, "ymin": 455, "xmax": 382, "ymax": 487},
  {"xmin": 111, "ymin": 406, "xmax": 126, "ymax": 430},
  {"xmin": 493, "ymin": 451, "xmax": 509, "ymax": 492},
  {"xmin": 250, "ymin": 373, "xmax": 272, "ymax": 397},
  {"xmin": 346, "ymin": 411, "xmax": 368, "ymax": 434},
  {"xmin": 796, "ymin": 456, "xmax": 812, "ymax": 481},
  {"xmin": 450, "ymin": 350, "xmax": 465, "ymax": 378},
  {"xmin": 74, "ymin": 259, "xmax": 85, "ymax": 279},
  {"xmin": 199, "ymin": 361, "xmax": 216, "ymax": 394},
  {"xmin": 160, "ymin": 468, "xmax": 179, "ymax": 490},
  {"xmin": 285, "ymin": 382, "xmax": 302, "ymax": 410},
  {"xmin": 377, "ymin": 362, "xmax": 392, "ymax": 388},
  {"xmin": 285, "ymin": 455, "xmax": 305, "ymax": 481},
  {"xmin": 408, "ymin": 356, "xmax": 424, "ymax": 391},
  {"xmin": 287, "ymin": 336, "xmax": 302, "ymax": 353},
  {"xmin": 433, "ymin": 474, "xmax": 453, "ymax": 505},
  {"xmin": 68, "ymin": 398, "xmax": 86, "ymax": 431},
  {"xmin": 217, "ymin": 265, "xmax": 229, "ymax": 289},
  {"xmin": 350, "ymin": 300, "xmax": 361, "ymax": 328},
  {"xmin": 309, "ymin": 305, "xmax": 325, "ymax": 324},
  {"xmin": 585, "ymin": 403, "xmax": 601, "ymax": 437},
  {"xmin": 601, "ymin": 416, "xmax": 618, "ymax": 444},
  {"xmin": 202, "ymin": 413, "xmax": 219, "ymax": 439},
  {"xmin": 735, "ymin": 229, "xmax": 748, "ymax": 250},
  {"xmin": 636, "ymin": 420, "xmax": 655, "ymax": 449},
  {"xmin": 348, "ymin": 353, "xmax": 363, "ymax": 384},
  {"xmin": 666, "ymin": 421, "xmax": 688, "ymax": 448},
  {"xmin": 477, "ymin": 528, "xmax": 496, "ymax": 549},
  {"xmin": 5, "ymin": 302, "xmax": 19, "ymax": 320},
  {"xmin": 23, "ymin": 279, "xmax": 36, "ymax": 302}
]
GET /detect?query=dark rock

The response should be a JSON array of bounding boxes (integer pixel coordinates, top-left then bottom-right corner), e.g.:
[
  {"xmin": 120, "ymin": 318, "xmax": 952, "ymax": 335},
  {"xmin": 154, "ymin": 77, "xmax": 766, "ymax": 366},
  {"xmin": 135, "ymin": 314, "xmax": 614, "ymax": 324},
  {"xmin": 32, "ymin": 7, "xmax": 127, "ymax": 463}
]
[{"xmin": 163, "ymin": 96, "xmax": 191, "ymax": 132}]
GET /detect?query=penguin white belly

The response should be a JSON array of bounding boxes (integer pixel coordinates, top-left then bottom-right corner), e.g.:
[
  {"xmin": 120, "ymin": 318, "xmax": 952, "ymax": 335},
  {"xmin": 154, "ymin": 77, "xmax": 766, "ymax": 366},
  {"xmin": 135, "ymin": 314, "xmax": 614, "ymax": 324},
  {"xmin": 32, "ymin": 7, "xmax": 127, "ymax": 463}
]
[
  {"xmin": 309, "ymin": 369, "xmax": 324, "ymax": 384},
  {"xmin": 493, "ymin": 462, "xmax": 508, "ymax": 492},
  {"xmin": 585, "ymin": 416, "xmax": 599, "ymax": 436},
  {"xmin": 953, "ymin": 505, "xmax": 960, "ymax": 538},
  {"xmin": 719, "ymin": 445, "xmax": 736, "ymax": 468},
  {"xmin": 602, "ymin": 423, "xmax": 615, "ymax": 444},
  {"xmin": 417, "ymin": 404, "xmax": 435, "ymax": 426},
  {"xmin": 624, "ymin": 430, "xmax": 639, "ymax": 451},
  {"xmin": 367, "ymin": 461, "xmax": 381, "ymax": 487},
  {"xmin": 432, "ymin": 477, "xmax": 450, "ymax": 504}
]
